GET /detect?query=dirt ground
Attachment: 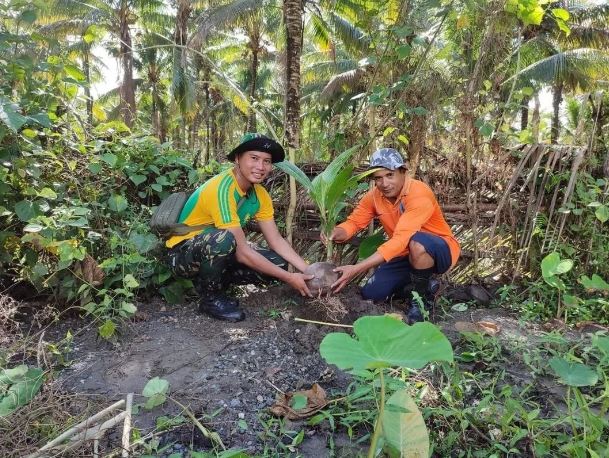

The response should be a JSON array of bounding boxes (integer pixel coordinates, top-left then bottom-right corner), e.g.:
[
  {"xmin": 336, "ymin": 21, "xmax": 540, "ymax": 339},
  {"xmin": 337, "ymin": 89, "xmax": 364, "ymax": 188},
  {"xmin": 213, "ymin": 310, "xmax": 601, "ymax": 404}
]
[
  {"xmin": 47, "ymin": 285, "xmax": 387, "ymax": 456},
  {"xmin": 15, "ymin": 282, "xmax": 596, "ymax": 457}
]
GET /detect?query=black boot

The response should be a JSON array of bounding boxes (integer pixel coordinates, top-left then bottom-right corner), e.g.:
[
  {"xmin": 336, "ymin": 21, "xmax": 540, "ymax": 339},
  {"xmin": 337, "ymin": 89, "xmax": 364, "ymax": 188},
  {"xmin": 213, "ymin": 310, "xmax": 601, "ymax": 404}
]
[
  {"xmin": 198, "ymin": 292, "xmax": 245, "ymax": 322},
  {"xmin": 407, "ymin": 270, "xmax": 439, "ymax": 324}
]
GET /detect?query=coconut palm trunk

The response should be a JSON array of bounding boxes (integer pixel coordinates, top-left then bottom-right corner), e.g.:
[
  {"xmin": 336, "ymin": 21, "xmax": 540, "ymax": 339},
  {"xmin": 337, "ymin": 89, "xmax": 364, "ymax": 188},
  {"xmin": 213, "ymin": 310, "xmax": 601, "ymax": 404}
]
[
  {"xmin": 246, "ymin": 44, "xmax": 259, "ymax": 132},
  {"xmin": 83, "ymin": 47, "xmax": 93, "ymax": 126},
  {"xmin": 283, "ymin": 0, "xmax": 303, "ymax": 248},
  {"xmin": 118, "ymin": 0, "xmax": 136, "ymax": 128},
  {"xmin": 551, "ymin": 81, "xmax": 564, "ymax": 144}
]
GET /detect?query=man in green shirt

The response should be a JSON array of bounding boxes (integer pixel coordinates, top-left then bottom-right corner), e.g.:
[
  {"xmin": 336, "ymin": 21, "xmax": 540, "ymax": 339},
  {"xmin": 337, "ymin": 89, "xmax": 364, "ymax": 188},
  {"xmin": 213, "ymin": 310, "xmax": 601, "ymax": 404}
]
[{"xmin": 167, "ymin": 133, "xmax": 313, "ymax": 321}]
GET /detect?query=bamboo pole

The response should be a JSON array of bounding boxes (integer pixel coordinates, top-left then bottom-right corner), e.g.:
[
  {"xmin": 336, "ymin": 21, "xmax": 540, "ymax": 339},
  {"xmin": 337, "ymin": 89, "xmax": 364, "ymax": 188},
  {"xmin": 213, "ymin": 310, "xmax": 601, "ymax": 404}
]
[
  {"xmin": 294, "ymin": 317, "xmax": 353, "ymax": 328},
  {"xmin": 121, "ymin": 393, "xmax": 134, "ymax": 457}
]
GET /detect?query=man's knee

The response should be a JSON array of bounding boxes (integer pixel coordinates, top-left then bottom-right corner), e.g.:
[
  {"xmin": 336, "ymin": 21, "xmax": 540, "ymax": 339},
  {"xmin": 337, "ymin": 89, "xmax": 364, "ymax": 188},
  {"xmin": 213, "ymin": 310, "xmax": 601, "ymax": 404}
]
[{"xmin": 409, "ymin": 240, "xmax": 433, "ymax": 269}]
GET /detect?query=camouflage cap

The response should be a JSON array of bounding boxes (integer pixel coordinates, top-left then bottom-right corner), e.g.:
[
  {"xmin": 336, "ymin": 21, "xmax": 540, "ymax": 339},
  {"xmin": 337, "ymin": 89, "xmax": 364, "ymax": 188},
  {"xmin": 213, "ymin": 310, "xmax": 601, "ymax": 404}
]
[{"xmin": 368, "ymin": 148, "xmax": 405, "ymax": 170}]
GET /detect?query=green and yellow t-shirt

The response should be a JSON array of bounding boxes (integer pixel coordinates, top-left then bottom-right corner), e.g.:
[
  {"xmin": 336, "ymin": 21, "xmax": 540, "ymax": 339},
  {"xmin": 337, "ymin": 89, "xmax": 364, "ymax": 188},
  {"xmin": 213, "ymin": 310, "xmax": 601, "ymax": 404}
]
[{"xmin": 166, "ymin": 169, "xmax": 274, "ymax": 248}]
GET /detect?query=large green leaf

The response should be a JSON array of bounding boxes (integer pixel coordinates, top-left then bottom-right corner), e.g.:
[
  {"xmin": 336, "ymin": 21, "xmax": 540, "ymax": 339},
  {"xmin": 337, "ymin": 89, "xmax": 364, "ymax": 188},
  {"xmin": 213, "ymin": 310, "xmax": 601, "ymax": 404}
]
[
  {"xmin": 143, "ymin": 376, "xmax": 169, "ymax": 409},
  {"xmin": 14, "ymin": 200, "xmax": 39, "ymax": 222},
  {"xmin": 311, "ymin": 144, "xmax": 360, "ymax": 195},
  {"xmin": 324, "ymin": 165, "xmax": 354, "ymax": 214},
  {"xmin": 0, "ymin": 367, "xmax": 44, "ymax": 417},
  {"xmin": 0, "ymin": 97, "xmax": 27, "ymax": 132},
  {"xmin": 549, "ymin": 357, "xmax": 598, "ymax": 387},
  {"xmin": 358, "ymin": 232, "xmax": 385, "ymax": 260},
  {"xmin": 381, "ymin": 389, "xmax": 429, "ymax": 457},
  {"xmin": 320, "ymin": 316, "xmax": 453, "ymax": 371},
  {"xmin": 107, "ymin": 194, "xmax": 128, "ymax": 212},
  {"xmin": 541, "ymin": 252, "xmax": 573, "ymax": 277},
  {"xmin": 579, "ymin": 274, "xmax": 609, "ymax": 292},
  {"xmin": 275, "ymin": 160, "xmax": 312, "ymax": 191},
  {"xmin": 595, "ymin": 205, "xmax": 609, "ymax": 223}
]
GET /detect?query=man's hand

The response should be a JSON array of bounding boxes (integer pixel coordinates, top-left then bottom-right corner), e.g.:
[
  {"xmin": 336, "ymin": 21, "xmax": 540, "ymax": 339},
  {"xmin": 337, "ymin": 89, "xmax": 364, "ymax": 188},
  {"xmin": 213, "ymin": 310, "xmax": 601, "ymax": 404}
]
[
  {"xmin": 286, "ymin": 272, "xmax": 315, "ymax": 297},
  {"xmin": 332, "ymin": 264, "xmax": 364, "ymax": 293},
  {"xmin": 321, "ymin": 227, "xmax": 349, "ymax": 245}
]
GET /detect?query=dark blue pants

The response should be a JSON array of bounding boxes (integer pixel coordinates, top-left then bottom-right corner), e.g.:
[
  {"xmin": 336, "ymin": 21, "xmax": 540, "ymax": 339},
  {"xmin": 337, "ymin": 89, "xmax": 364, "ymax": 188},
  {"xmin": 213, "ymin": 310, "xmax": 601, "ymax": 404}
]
[{"xmin": 361, "ymin": 232, "xmax": 452, "ymax": 301}]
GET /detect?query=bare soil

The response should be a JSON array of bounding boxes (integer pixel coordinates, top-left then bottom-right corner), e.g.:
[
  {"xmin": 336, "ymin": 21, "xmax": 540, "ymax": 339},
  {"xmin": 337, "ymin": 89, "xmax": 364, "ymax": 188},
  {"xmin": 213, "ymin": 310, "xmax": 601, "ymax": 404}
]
[
  {"xmin": 14, "ymin": 283, "xmax": 597, "ymax": 457},
  {"xmin": 46, "ymin": 285, "xmax": 388, "ymax": 456}
]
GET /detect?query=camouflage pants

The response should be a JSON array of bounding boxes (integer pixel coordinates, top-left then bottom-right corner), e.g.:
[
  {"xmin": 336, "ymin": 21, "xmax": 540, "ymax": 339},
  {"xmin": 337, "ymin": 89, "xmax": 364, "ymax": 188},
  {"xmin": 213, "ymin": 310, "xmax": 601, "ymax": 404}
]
[{"xmin": 167, "ymin": 228, "xmax": 287, "ymax": 293}]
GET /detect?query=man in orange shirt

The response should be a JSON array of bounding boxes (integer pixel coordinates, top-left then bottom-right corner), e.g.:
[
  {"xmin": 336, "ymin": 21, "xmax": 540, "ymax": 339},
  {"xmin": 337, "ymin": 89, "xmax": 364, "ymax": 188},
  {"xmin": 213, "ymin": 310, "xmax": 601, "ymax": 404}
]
[{"xmin": 329, "ymin": 148, "xmax": 460, "ymax": 323}]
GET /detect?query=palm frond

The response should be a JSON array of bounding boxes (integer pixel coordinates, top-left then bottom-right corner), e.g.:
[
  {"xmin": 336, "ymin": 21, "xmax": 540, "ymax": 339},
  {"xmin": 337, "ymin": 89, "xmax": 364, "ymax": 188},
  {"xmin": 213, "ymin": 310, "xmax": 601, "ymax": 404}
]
[
  {"xmin": 38, "ymin": 18, "xmax": 91, "ymax": 36},
  {"xmin": 308, "ymin": 13, "xmax": 332, "ymax": 51},
  {"xmin": 320, "ymin": 67, "xmax": 367, "ymax": 101},
  {"xmin": 563, "ymin": 25, "xmax": 609, "ymax": 50},
  {"xmin": 569, "ymin": 3, "xmax": 609, "ymax": 27},
  {"xmin": 329, "ymin": 12, "xmax": 370, "ymax": 53},
  {"xmin": 189, "ymin": 0, "xmax": 262, "ymax": 45},
  {"xmin": 504, "ymin": 48, "xmax": 609, "ymax": 91},
  {"xmin": 302, "ymin": 59, "xmax": 357, "ymax": 85}
]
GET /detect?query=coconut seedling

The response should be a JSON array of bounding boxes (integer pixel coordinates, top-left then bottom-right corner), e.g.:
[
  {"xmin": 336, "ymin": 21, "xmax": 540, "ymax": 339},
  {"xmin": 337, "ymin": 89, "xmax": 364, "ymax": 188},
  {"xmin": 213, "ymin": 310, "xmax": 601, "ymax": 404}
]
[
  {"xmin": 278, "ymin": 145, "xmax": 372, "ymax": 298},
  {"xmin": 277, "ymin": 144, "xmax": 373, "ymax": 262}
]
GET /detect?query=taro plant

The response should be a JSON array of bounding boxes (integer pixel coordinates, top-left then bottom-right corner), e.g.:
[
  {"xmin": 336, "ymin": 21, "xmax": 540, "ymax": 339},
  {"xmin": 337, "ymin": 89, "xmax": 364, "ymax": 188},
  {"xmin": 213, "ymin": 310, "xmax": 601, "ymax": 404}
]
[
  {"xmin": 541, "ymin": 252, "xmax": 575, "ymax": 320},
  {"xmin": 276, "ymin": 145, "xmax": 373, "ymax": 260},
  {"xmin": 319, "ymin": 315, "xmax": 454, "ymax": 457},
  {"xmin": 548, "ymin": 354, "xmax": 608, "ymax": 456}
]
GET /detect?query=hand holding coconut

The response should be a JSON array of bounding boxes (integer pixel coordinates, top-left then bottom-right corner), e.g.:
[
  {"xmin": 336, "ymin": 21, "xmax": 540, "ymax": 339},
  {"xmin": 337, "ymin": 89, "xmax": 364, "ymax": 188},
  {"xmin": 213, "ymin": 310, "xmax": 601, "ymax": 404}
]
[
  {"xmin": 304, "ymin": 262, "xmax": 340, "ymax": 296},
  {"xmin": 286, "ymin": 272, "xmax": 315, "ymax": 297},
  {"xmin": 331, "ymin": 264, "xmax": 366, "ymax": 293}
]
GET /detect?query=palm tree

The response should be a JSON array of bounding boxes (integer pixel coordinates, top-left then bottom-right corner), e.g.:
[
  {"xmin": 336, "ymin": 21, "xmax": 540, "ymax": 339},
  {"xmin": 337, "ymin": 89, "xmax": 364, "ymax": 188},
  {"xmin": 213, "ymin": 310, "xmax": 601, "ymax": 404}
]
[
  {"xmin": 283, "ymin": 0, "xmax": 303, "ymax": 244},
  {"xmin": 46, "ymin": 0, "xmax": 167, "ymax": 128},
  {"xmin": 505, "ymin": 2, "xmax": 609, "ymax": 143},
  {"xmin": 37, "ymin": 18, "xmax": 106, "ymax": 126}
]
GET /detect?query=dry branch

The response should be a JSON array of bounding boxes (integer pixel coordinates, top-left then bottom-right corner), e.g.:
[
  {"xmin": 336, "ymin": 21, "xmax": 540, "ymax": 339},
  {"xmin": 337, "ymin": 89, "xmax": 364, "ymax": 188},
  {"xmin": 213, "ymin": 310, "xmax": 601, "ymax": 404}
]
[
  {"xmin": 30, "ymin": 399, "xmax": 125, "ymax": 457},
  {"xmin": 121, "ymin": 393, "xmax": 134, "ymax": 457}
]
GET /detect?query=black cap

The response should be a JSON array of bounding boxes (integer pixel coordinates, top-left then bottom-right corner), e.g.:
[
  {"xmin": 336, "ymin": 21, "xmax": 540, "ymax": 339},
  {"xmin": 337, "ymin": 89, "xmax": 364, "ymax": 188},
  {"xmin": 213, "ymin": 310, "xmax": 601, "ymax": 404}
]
[{"xmin": 227, "ymin": 132, "xmax": 285, "ymax": 163}]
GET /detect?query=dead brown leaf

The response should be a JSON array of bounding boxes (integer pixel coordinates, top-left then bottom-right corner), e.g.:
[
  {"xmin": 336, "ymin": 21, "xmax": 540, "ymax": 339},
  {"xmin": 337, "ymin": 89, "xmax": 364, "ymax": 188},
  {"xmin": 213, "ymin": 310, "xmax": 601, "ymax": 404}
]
[
  {"xmin": 75, "ymin": 255, "xmax": 104, "ymax": 286},
  {"xmin": 384, "ymin": 312, "xmax": 405, "ymax": 322},
  {"xmin": 269, "ymin": 383, "xmax": 328, "ymax": 420},
  {"xmin": 454, "ymin": 320, "xmax": 501, "ymax": 335},
  {"xmin": 477, "ymin": 321, "xmax": 500, "ymax": 335}
]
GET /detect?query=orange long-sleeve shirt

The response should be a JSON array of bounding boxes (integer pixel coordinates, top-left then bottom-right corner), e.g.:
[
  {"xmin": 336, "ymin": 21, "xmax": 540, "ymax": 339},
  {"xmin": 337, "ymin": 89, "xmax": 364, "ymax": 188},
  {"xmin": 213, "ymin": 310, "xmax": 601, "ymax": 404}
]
[{"xmin": 337, "ymin": 177, "xmax": 460, "ymax": 265}]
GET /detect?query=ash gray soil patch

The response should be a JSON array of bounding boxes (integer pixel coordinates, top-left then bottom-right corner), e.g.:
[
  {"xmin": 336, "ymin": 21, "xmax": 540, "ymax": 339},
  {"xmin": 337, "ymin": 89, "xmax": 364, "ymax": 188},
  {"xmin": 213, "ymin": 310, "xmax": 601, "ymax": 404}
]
[
  {"xmin": 50, "ymin": 285, "xmax": 380, "ymax": 455},
  {"xmin": 42, "ymin": 286, "xmax": 595, "ymax": 456}
]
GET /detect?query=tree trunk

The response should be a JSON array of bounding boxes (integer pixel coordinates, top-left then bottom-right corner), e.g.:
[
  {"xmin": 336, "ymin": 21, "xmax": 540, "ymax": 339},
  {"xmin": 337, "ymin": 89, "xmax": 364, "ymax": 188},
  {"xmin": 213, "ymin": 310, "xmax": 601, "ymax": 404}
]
[
  {"xmin": 283, "ymin": 0, "xmax": 303, "ymax": 248},
  {"xmin": 551, "ymin": 81, "xmax": 564, "ymax": 144},
  {"xmin": 118, "ymin": 0, "xmax": 136, "ymax": 128},
  {"xmin": 520, "ymin": 95, "xmax": 530, "ymax": 131},
  {"xmin": 408, "ymin": 114, "xmax": 426, "ymax": 175},
  {"xmin": 460, "ymin": 0, "xmax": 501, "ymax": 275},
  {"xmin": 246, "ymin": 45, "xmax": 259, "ymax": 132},
  {"xmin": 83, "ymin": 47, "xmax": 93, "ymax": 126},
  {"xmin": 204, "ymin": 67, "xmax": 211, "ymax": 165},
  {"xmin": 174, "ymin": 0, "xmax": 192, "ymax": 139},
  {"xmin": 574, "ymin": 93, "xmax": 589, "ymax": 146},
  {"xmin": 531, "ymin": 93, "xmax": 540, "ymax": 143},
  {"xmin": 149, "ymin": 60, "xmax": 163, "ymax": 142}
]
